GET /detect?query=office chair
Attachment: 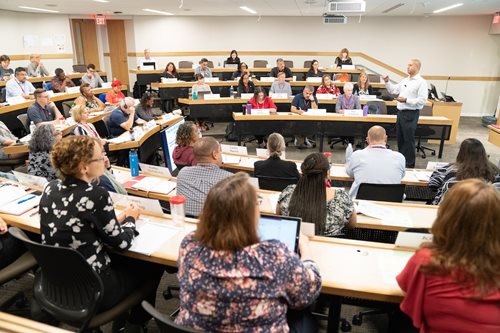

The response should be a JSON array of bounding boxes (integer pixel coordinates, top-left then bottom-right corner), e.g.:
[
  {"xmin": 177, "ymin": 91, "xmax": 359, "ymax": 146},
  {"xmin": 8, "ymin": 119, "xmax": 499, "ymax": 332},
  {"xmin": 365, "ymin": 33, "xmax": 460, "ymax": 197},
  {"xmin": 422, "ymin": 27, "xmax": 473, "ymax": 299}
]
[
  {"xmin": 178, "ymin": 61, "xmax": 193, "ymax": 69},
  {"xmin": 367, "ymin": 74, "xmax": 381, "ymax": 83},
  {"xmin": 9, "ymin": 227, "xmax": 157, "ymax": 333},
  {"xmin": 356, "ymin": 183, "xmax": 406, "ymax": 203},
  {"xmin": 303, "ymin": 60, "xmax": 312, "ymax": 69},
  {"xmin": 42, "ymin": 81, "xmax": 52, "ymax": 91},
  {"xmin": 0, "ymin": 88, "xmax": 5, "ymax": 103},
  {"xmin": 72, "ymin": 64, "xmax": 87, "ymax": 73},
  {"xmin": 0, "ymin": 251, "xmax": 37, "ymax": 311},
  {"xmin": 415, "ymin": 105, "xmax": 436, "ymax": 158},
  {"xmin": 61, "ymin": 101, "xmax": 75, "ymax": 119},
  {"xmin": 207, "ymin": 61, "xmax": 214, "ymax": 68},
  {"xmin": 16, "ymin": 114, "xmax": 29, "ymax": 133},
  {"xmin": 0, "ymin": 156, "xmax": 28, "ymax": 172},
  {"xmin": 101, "ymin": 114, "xmax": 112, "ymax": 139},
  {"xmin": 256, "ymin": 175, "xmax": 298, "ymax": 192},
  {"xmin": 366, "ymin": 100, "xmax": 387, "ymax": 115},
  {"xmin": 142, "ymin": 301, "xmax": 204, "ymax": 333},
  {"xmin": 253, "ymin": 60, "xmax": 268, "ymax": 68},
  {"xmin": 284, "ymin": 60, "xmax": 294, "ymax": 68}
]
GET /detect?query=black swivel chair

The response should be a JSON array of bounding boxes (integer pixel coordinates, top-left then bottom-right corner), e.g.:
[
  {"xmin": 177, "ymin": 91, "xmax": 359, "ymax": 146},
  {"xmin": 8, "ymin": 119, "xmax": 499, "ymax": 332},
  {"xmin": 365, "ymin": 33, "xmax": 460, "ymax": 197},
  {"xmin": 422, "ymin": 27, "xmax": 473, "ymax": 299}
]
[
  {"xmin": 9, "ymin": 227, "xmax": 157, "ymax": 333},
  {"xmin": 356, "ymin": 183, "xmax": 406, "ymax": 203},
  {"xmin": 142, "ymin": 301, "xmax": 204, "ymax": 333},
  {"xmin": 72, "ymin": 65, "xmax": 87, "ymax": 73},
  {"xmin": 0, "ymin": 251, "xmax": 37, "ymax": 311},
  {"xmin": 415, "ymin": 105, "xmax": 436, "ymax": 158},
  {"xmin": 256, "ymin": 176, "xmax": 298, "ymax": 192}
]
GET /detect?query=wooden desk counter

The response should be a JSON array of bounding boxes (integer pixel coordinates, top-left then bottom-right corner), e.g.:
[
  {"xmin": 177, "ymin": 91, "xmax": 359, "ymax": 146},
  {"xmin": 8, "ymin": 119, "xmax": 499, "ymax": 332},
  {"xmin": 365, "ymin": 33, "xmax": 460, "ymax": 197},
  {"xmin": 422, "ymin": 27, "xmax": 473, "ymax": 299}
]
[
  {"xmin": 0, "ymin": 72, "xmax": 107, "ymax": 88},
  {"xmin": 131, "ymin": 68, "xmax": 361, "ymax": 75},
  {"xmin": 488, "ymin": 125, "xmax": 500, "ymax": 148},
  {"xmin": 429, "ymin": 101, "xmax": 462, "ymax": 144},
  {"xmin": 0, "ymin": 311, "xmax": 73, "ymax": 333}
]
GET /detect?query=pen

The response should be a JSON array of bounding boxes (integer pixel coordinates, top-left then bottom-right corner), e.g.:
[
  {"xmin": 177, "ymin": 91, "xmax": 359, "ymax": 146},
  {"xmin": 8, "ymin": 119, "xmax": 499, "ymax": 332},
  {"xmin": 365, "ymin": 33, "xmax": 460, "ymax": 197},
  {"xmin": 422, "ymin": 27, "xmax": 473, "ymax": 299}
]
[
  {"xmin": 29, "ymin": 210, "xmax": 39, "ymax": 217},
  {"xmin": 17, "ymin": 195, "xmax": 36, "ymax": 204}
]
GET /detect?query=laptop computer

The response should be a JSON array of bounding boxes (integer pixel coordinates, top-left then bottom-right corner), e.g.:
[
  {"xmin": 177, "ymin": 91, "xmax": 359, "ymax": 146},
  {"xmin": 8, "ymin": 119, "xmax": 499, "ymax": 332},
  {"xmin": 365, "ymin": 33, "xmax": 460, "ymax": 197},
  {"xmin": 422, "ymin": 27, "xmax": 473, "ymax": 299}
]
[
  {"xmin": 197, "ymin": 91, "xmax": 211, "ymax": 100},
  {"xmin": 224, "ymin": 63, "xmax": 238, "ymax": 69},
  {"xmin": 142, "ymin": 61, "xmax": 156, "ymax": 70},
  {"xmin": 440, "ymin": 92, "xmax": 456, "ymax": 102},
  {"xmin": 257, "ymin": 214, "xmax": 301, "ymax": 253}
]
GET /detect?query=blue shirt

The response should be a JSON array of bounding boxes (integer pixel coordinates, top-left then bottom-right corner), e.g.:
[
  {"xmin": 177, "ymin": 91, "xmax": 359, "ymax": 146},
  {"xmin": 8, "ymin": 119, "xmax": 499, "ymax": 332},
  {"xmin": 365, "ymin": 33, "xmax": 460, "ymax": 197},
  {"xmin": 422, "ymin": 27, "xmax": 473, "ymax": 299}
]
[
  {"xmin": 291, "ymin": 93, "xmax": 318, "ymax": 111},
  {"xmin": 108, "ymin": 107, "xmax": 138, "ymax": 137},
  {"xmin": 27, "ymin": 102, "xmax": 56, "ymax": 124}
]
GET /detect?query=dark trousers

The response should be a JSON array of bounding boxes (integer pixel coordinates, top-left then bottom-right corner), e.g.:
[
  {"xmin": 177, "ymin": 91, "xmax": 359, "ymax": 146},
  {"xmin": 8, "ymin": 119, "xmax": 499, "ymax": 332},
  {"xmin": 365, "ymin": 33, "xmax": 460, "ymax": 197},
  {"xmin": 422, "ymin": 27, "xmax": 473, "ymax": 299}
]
[
  {"xmin": 0, "ymin": 233, "xmax": 26, "ymax": 269},
  {"xmin": 99, "ymin": 254, "xmax": 164, "ymax": 325},
  {"xmin": 287, "ymin": 307, "xmax": 318, "ymax": 333},
  {"xmin": 396, "ymin": 110, "xmax": 419, "ymax": 168}
]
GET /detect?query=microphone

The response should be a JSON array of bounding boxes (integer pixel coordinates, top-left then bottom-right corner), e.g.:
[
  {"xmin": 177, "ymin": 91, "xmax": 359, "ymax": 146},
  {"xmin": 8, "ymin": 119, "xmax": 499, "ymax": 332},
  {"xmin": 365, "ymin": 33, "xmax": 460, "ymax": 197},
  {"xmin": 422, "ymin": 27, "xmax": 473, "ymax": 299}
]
[{"xmin": 443, "ymin": 76, "xmax": 450, "ymax": 101}]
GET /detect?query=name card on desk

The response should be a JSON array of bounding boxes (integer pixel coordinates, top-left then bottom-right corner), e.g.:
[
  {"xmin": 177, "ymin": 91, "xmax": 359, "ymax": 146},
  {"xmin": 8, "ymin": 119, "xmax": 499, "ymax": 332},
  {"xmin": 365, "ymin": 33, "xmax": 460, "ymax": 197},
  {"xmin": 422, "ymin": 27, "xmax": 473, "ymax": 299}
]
[
  {"xmin": 315, "ymin": 93, "xmax": 335, "ymax": 100},
  {"xmin": 221, "ymin": 144, "xmax": 248, "ymax": 155},
  {"xmin": 306, "ymin": 77, "xmax": 322, "ymax": 83},
  {"xmin": 101, "ymin": 82, "xmax": 112, "ymax": 88},
  {"xmin": 6, "ymin": 96, "xmax": 26, "ymax": 105},
  {"xmin": 12, "ymin": 171, "xmax": 48, "ymax": 189},
  {"xmin": 396, "ymin": 232, "xmax": 433, "ymax": 249},
  {"xmin": 251, "ymin": 109, "xmax": 271, "ymax": 115},
  {"xmin": 132, "ymin": 126, "xmax": 145, "ymax": 139},
  {"xmin": 270, "ymin": 93, "xmax": 288, "ymax": 99},
  {"xmin": 204, "ymin": 77, "xmax": 219, "ymax": 83},
  {"xmin": 359, "ymin": 95, "xmax": 377, "ymax": 100},
  {"xmin": 259, "ymin": 77, "xmax": 275, "ymax": 82},
  {"xmin": 203, "ymin": 94, "xmax": 221, "ymax": 100},
  {"xmin": 304, "ymin": 108, "xmax": 327, "ymax": 115},
  {"xmin": 144, "ymin": 119, "xmax": 156, "ymax": 130},
  {"xmin": 240, "ymin": 93, "xmax": 253, "ymax": 100},
  {"xmin": 341, "ymin": 65, "xmax": 355, "ymax": 70},
  {"xmin": 344, "ymin": 109, "xmax": 364, "ymax": 116},
  {"xmin": 109, "ymin": 192, "xmax": 163, "ymax": 215},
  {"xmin": 139, "ymin": 163, "xmax": 171, "ymax": 178},
  {"xmin": 46, "ymin": 90, "xmax": 55, "ymax": 97},
  {"xmin": 161, "ymin": 77, "xmax": 178, "ymax": 83},
  {"xmin": 65, "ymin": 86, "xmax": 80, "ymax": 94}
]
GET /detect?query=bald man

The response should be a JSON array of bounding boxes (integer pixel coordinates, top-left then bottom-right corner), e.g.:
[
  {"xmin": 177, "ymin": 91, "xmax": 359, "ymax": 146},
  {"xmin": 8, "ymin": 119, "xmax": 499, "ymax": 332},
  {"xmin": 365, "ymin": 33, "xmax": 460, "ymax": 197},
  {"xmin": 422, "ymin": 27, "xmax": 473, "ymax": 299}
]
[
  {"xmin": 383, "ymin": 59, "xmax": 428, "ymax": 168},
  {"xmin": 346, "ymin": 126, "xmax": 405, "ymax": 198},
  {"xmin": 176, "ymin": 137, "xmax": 232, "ymax": 216}
]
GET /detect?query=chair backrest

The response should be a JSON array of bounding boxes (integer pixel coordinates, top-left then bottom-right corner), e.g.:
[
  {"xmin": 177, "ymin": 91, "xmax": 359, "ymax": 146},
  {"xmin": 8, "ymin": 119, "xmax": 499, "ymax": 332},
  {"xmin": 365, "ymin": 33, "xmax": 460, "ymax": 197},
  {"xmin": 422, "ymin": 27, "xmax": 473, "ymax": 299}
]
[
  {"xmin": 8, "ymin": 227, "xmax": 103, "ymax": 330},
  {"xmin": 72, "ymin": 64, "xmax": 87, "ymax": 73},
  {"xmin": 303, "ymin": 60, "xmax": 312, "ymax": 69},
  {"xmin": 356, "ymin": 183, "xmax": 406, "ymax": 203},
  {"xmin": 62, "ymin": 101, "xmax": 75, "ymax": 119},
  {"xmin": 42, "ymin": 81, "xmax": 53, "ymax": 91},
  {"xmin": 0, "ymin": 88, "xmax": 5, "ymax": 103},
  {"xmin": 253, "ymin": 60, "xmax": 268, "ymax": 68},
  {"xmin": 17, "ymin": 114, "xmax": 29, "ymax": 132},
  {"xmin": 142, "ymin": 301, "xmax": 203, "ymax": 333},
  {"xmin": 257, "ymin": 176, "xmax": 298, "ymax": 192},
  {"xmin": 98, "ymin": 93, "xmax": 107, "ymax": 104},
  {"xmin": 102, "ymin": 114, "xmax": 112, "ymax": 138},
  {"xmin": 178, "ymin": 61, "xmax": 193, "ymax": 69},
  {"xmin": 207, "ymin": 61, "xmax": 214, "ymax": 68},
  {"xmin": 284, "ymin": 60, "xmax": 293, "ymax": 68},
  {"xmin": 367, "ymin": 74, "xmax": 381, "ymax": 83},
  {"xmin": 420, "ymin": 105, "xmax": 433, "ymax": 116},
  {"xmin": 366, "ymin": 101, "xmax": 387, "ymax": 115}
]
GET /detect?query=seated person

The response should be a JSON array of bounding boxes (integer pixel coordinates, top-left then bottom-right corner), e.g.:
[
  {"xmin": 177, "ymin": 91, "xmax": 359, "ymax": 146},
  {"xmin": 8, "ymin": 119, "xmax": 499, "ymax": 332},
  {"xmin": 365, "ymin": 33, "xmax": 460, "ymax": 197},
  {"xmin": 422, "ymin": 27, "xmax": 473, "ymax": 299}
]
[
  {"xmin": 173, "ymin": 121, "xmax": 199, "ymax": 168},
  {"xmin": 105, "ymin": 80, "xmax": 125, "ymax": 105},
  {"xmin": 108, "ymin": 97, "xmax": 145, "ymax": 137},
  {"xmin": 316, "ymin": 74, "xmax": 340, "ymax": 96},
  {"xmin": 0, "ymin": 217, "xmax": 25, "ymax": 269},
  {"xmin": 81, "ymin": 64, "xmax": 104, "ymax": 88},
  {"xmin": 231, "ymin": 62, "xmax": 249, "ymax": 80},
  {"xmin": 192, "ymin": 73, "xmax": 212, "ymax": 95},
  {"xmin": 336, "ymin": 82, "xmax": 361, "ymax": 114},
  {"xmin": 0, "ymin": 54, "xmax": 14, "ymax": 80},
  {"xmin": 27, "ymin": 123, "xmax": 61, "ymax": 181},
  {"xmin": 0, "ymin": 121, "xmax": 24, "ymax": 160},
  {"xmin": 71, "ymin": 104, "xmax": 106, "ymax": 144},
  {"xmin": 226, "ymin": 49, "xmax": 240, "ymax": 66},
  {"xmin": 270, "ymin": 58, "xmax": 293, "ymax": 81},
  {"xmin": 291, "ymin": 85, "xmax": 318, "ymax": 148},
  {"xmin": 6, "ymin": 67, "xmax": 36, "ymax": 99},
  {"xmin": 237, "ymin": 72, "xmax": 255, "ymax": 95},
  {"xmin": 269, "ymin": 71, "xmax": 292, "ymax": 97},
  {"xmin": 278, "ymin": 153, "xmax": 357, "ymax": 236},
  {"xmin": 305, "ymin": 59, "xmax": 323, "ymax": 79},
  {"xmin": 27, "ymin": 54, "xmax": 49, "ymax": 77},
  {"xmin": 40, "ymin": 135, "xmax": 163, "ymax": 331},
  {"xmin": 335, "ymin": 48, "xmax": 353, "ymax": 68},
  {"xmin": 138, "ymin": 48, "xmax": 156, "ymax": 67},
  {"xmin": 176, "ymin": 137, "xmax": 232, "ymax": 217},
  {"xmin": 50, "ymin": 68, "xmax": 75, "ymax": 93},
  {"xmin": 27, "ymin": 88, "xmax": 64, "ymax": 126},
  {"xmin": 162, "ymin": 62, "xmax": 178, "ymax": 79},
  {"xmin": 428, "ymin": 138, "xmax": 499, "ymax": 205},
  {"xmin": 254, "ymin": 133, "xmax": 299, "ymax": 181},
  {"xmin": 176, "ymin": 172, "xmax": 322, "ymax": 332},
  {"xmin": 135, "ymin": 92, "xmax": 155, "ymax": 122},
  {"xmin": 353, "ymin": 70, "xmax": 374, "ymax": 96},
  {"xmin": 94, "ymin": 153, "xmax": 128, "ymax": 195},
  {"xmin": 249, "ymin": 87, "xmax": 277, "ymax": 112},
  {"xmin": 194, "ymin": 57, "xmax": 212, "ymax": 78},
  {"xmin": 74, "ymin": 83, "xmax": 105, "ymax": 113},
  {"xmin": 397, "ymin": 179, "xmax": 500, "ymax": 333},
  {"xmin": 346, "ymin": 126, "xmax": 405, "ymax": 198}
]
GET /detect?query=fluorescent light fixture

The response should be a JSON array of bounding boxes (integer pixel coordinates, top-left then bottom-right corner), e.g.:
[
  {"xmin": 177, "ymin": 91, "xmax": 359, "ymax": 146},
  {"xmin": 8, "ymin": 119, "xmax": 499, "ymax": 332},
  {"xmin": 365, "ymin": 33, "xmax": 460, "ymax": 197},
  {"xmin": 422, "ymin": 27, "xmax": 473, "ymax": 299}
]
[
  {"xmin": 382, "ymin": 3, "xmax": 405, "ymax": 14},
  {"xmin": 18, "ymin": 6, "xmax": 60, "ymax": 13},
  {"xmin": 433, "ymin": 3, "xmax": 463, "ymax": 14},
  {"xmin": 93, "ymin": 0, "xmax": 110, "ymax": 3},
  {"xmin": 240, "ymin": 6, "xmax": 257, "ymax": 14},
  {"xmin": 142, "ymin": 8, "xmax": 174, "ymax": 15}
]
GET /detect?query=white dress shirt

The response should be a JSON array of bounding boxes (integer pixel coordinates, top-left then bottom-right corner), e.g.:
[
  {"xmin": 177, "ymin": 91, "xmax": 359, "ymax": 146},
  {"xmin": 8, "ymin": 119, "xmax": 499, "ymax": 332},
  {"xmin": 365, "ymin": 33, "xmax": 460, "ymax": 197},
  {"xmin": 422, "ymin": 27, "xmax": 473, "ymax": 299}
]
[
  {"xmin": 385, "ymin": 74, "xmax": 428, "ymax": 110},
  {"xmin": 5, "ymin": 78, "xmax": 35, "ymax": 98}
]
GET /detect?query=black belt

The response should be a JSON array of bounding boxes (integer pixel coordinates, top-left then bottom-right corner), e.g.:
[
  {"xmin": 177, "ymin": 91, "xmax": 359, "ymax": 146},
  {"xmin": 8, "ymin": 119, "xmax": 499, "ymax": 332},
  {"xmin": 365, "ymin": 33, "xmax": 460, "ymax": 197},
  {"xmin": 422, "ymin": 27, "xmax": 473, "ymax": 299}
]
[{"xmin": 400, "ymin": 109, "xmax": 418, "ymax": 112}]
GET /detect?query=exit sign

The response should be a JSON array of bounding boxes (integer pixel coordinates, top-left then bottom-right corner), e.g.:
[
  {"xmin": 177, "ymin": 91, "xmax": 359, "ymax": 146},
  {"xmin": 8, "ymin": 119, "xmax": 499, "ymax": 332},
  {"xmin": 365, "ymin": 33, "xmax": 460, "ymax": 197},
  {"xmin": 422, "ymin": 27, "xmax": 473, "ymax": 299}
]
[{"xmin": 95, "ymin": 16, "xmax": 106, "ymax": 25}]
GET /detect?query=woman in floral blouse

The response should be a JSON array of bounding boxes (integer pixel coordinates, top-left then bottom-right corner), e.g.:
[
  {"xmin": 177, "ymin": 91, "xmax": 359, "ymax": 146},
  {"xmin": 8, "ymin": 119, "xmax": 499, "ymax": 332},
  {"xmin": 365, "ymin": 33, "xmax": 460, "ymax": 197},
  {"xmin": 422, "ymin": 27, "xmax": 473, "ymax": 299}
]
[
  {"xmin": 278, "ymin": 153, "xmax": 356, "ymax": 236},
  {"xmin": 39, "ymin": 136, "xmax": 162, "ymax": 332},
  {"xmin": 176, "ymin": 172, "xmax": 322, "ymax": 332}
]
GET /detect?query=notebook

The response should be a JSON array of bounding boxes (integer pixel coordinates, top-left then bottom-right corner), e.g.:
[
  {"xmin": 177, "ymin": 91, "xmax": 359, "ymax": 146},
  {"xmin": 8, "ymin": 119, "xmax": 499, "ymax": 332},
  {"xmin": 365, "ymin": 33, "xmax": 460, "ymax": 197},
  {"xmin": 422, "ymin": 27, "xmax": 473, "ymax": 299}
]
[{"xmin": 257, "ymin": 214, "xmax": 301, "ymax": 253}]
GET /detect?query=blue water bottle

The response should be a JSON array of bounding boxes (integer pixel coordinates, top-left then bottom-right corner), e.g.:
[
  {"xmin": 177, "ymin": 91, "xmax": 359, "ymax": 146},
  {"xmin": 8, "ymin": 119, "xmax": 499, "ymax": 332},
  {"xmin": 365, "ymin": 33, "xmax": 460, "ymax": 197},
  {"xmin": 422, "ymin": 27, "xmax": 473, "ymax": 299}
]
[
  {"xmin": 129, "ymin": 149, "xmax": 139, "ymax": 177},
  {"xmin": 193, "ymin": 90, "xmax": 198, "ymax": 100},
  {"xmin": 246, "ymin": 103, "xmax": 252, "ymax": 115}
]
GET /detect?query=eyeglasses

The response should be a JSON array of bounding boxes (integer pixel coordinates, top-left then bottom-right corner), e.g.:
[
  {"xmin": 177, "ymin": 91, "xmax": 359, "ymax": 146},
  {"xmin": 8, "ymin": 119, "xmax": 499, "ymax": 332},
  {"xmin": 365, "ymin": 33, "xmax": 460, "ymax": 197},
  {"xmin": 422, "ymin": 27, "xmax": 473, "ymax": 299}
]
[{"xmin": 88, "ymin": 157, "xmax": 105, "ymax": 163}]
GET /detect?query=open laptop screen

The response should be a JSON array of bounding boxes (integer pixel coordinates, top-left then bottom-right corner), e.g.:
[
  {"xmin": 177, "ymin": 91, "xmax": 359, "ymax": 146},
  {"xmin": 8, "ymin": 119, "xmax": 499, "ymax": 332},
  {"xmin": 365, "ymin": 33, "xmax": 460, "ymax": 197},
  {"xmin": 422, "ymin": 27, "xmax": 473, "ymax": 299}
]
[
  {"xmin": 257, "ymin": 214, "xmax": 301, "ymax": 253},
  {"xmin": 142, "ymin": 62, "xmax": 156, "ymax": 69}
]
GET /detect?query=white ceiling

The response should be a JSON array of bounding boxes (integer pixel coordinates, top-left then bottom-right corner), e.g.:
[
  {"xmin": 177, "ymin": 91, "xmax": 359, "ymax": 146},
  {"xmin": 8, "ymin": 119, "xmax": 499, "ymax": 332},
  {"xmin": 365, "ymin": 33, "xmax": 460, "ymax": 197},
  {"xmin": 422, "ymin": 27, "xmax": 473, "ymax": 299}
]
[{"xmin": 1, "ymin": 0, "xmax": 499, "ymax": 17}]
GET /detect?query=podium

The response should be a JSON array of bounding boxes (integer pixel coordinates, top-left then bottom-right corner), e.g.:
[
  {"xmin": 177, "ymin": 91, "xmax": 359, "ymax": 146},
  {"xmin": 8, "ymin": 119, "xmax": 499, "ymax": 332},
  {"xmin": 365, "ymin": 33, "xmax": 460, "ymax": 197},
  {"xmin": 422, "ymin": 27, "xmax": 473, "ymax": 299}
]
[{"xmin": 429, "ymin": 101, "xmax": 462, "ymax": 144}]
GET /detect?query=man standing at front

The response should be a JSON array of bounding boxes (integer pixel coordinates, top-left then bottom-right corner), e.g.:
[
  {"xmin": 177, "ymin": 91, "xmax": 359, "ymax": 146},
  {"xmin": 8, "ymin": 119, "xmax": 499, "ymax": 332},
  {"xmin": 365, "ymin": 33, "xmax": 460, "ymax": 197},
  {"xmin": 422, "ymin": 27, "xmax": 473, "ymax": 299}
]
[
  {"xmin": 176, "ymin": 137, "xmax": 232, "ymax": 217},
  {"xmin": 384, "ymin": 59, "xmax": 427, "ymax": 168},
  {"xmin": 346, "ymin": 125, "xmax": 406, "ymax": 198}
]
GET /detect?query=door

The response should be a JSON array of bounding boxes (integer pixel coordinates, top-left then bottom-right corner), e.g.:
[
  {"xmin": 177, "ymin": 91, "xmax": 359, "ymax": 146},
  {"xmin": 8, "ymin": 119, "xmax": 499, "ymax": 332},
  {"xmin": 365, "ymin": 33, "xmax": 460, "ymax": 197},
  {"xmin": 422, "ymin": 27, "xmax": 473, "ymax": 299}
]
[
  {"xmin": 71, "ymin": 19, "xmax": 100, "ymax": 68},
  {"xmin": 106, "ymin": 20, "xmax": 129, "ymax": 87}
]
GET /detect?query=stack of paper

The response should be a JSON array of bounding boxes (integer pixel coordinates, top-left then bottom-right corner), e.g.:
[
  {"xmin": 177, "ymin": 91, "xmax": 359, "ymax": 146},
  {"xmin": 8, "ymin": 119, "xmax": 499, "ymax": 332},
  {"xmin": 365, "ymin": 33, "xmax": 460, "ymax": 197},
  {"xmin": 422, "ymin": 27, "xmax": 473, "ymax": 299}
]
[
  {"xmin": 107, "ymin": 137, "xmax": 130, "ymax": 144},
  {"xmin": 129, "ymin": 219, "xmax": 179, "ymax": 256},
  {"xmin": 356, "ymin": 201, "xmax": 413, "ymax": 227},
  {"xmin": 0, "ymin": 185, "xmax": 41, "ymax": 215},
  {"xmin": 413, "ymin": 170, "xmax": 432, "ymax": 182},
  {"xmin": 131, "ymin": 177, "xmax": 177, "ymax": 195},
  {"xmin": 426, "ymin": 161, "xmax": 448, "ymax": 171},
  {"xmin": 222, "ymin": 155, "xmax": 241, "ymax": 164}
]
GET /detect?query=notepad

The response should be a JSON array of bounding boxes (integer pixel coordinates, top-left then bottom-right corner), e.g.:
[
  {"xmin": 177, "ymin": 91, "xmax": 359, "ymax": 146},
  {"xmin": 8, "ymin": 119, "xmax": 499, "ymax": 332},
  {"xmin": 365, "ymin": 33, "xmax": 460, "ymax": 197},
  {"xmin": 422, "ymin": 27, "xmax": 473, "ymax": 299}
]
[
  {"xmin": 131, "ymin": 177, "xmax": 177, "ymax": 195},
  {"xmin": 356, "ymin": 201, "xmax": 413, "ymax": 227},
  {"xmin": 258, "ymin": 193, "xmax": 280, "ymax": 213},
  {"xmin": 0, "ymin": 185, "xmax": 41, "ymax": 215},
  {"xmin": 413, "ymin": 170, "xmax": 432, "ymax": 182},
  {"xmin": 128, "ymin": 219, "xmax": 179, "ymax": 256},
  {"xmin": 426, "ymin": 161, "xmax": 448, "ymax": 171}
]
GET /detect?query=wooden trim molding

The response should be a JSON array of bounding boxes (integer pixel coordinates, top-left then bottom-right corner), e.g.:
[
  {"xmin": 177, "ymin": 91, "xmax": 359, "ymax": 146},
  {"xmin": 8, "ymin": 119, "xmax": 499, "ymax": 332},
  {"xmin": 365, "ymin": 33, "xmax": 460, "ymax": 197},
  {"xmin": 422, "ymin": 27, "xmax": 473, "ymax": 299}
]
[
  {"xmin": 422, "ymin": 75, "xmax": 500, "ymax": 81},
  {"xmin": 9, "ymin": 54, "xmax": 73, "ymax": 60}
]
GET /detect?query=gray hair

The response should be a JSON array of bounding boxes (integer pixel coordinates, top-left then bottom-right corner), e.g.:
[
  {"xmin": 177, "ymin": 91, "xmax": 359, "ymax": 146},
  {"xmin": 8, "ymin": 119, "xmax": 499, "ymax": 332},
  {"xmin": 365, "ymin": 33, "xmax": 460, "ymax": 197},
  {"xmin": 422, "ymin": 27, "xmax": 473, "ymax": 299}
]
[
  {"xmin": 29, "ymin": 123, "xmax": 56, "ymax": 152},
  {"xmin": 343, "ymin": 82, "xmax": 354, "ymax": 91},
  {"xmin": 267, "ymin": 133, "xmax": 285, "ymax": 157}
]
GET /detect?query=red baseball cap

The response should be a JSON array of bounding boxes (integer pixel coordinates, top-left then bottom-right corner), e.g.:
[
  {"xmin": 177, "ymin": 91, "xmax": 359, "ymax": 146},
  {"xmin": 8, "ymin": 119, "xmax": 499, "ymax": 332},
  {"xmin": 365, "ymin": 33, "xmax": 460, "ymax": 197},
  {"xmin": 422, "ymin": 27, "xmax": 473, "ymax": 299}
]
[{"xmin": 111, "ymin": 80, "xmax": 122, "ymax": 87}]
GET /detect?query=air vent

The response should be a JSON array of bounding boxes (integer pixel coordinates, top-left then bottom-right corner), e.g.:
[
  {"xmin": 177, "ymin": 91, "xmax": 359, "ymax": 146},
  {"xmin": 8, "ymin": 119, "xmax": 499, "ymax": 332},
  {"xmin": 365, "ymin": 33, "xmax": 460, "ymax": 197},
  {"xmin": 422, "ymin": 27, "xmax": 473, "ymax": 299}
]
[
  {"xmin": 328, "ymin": 1, "xmax": 366, "ymax": 13},
  {"xmin": 323, "ymin": 15, "xmax": 347, "ymax": 24}
]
